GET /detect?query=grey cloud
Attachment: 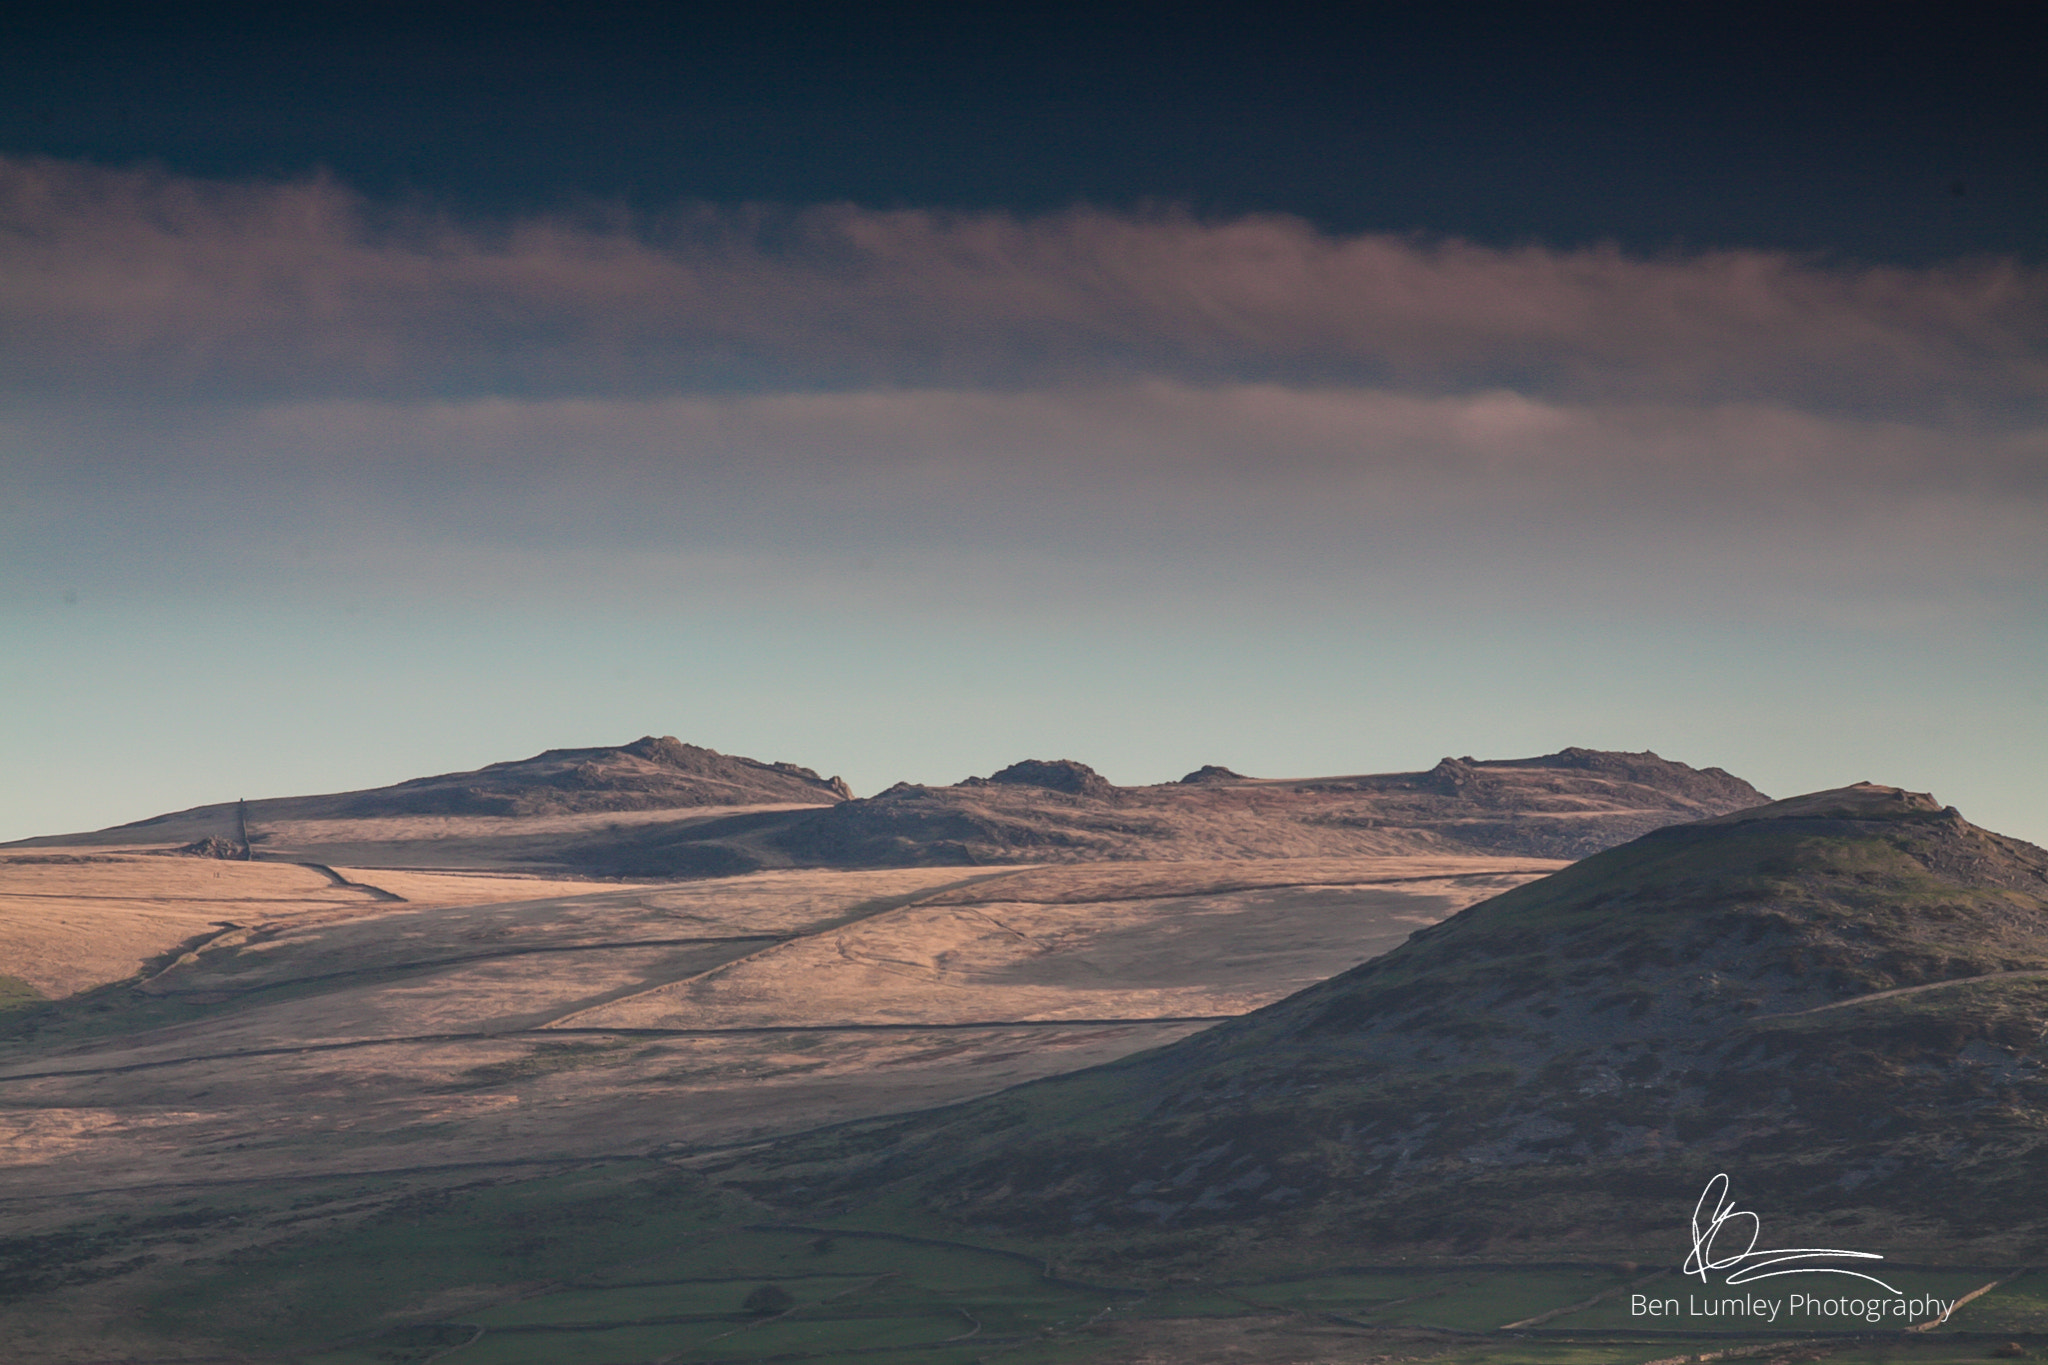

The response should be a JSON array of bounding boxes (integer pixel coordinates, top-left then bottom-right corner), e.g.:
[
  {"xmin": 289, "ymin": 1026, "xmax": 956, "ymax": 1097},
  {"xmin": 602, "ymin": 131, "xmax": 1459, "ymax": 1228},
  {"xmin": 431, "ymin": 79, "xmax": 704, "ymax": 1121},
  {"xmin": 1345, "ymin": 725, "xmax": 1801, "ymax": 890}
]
[
  {"xmin": 7, "ymin": 387, "xmax": 2039, "ymax": 619},
  {"xmin": 3, "ymin": 156, "xmax": 2045, "ymax": 415},
  {"xmin": 13, "ymin": 384, "xmax": 2038, "ymax": 506},
  {"xmin": 5, "ymin": 156, "xmax": 2040, "ymax": 633}
]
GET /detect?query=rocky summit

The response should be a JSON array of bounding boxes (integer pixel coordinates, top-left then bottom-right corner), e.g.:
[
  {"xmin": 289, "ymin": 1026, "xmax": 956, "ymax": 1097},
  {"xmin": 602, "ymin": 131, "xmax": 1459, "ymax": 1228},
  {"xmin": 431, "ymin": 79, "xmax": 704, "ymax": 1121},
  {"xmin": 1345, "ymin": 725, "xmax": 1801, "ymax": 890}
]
[{"xmin": 722, "ymin": 783, "xmax": 2048, "ymax": 1266}]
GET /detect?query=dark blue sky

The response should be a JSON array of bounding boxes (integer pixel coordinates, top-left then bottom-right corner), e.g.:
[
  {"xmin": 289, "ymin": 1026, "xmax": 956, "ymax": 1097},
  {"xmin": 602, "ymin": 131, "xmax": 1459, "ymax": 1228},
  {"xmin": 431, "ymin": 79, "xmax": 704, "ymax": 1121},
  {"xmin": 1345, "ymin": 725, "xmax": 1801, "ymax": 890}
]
[{"xmin": 5, "ymin": 1, "xmax": 2042, "ymax": 260}]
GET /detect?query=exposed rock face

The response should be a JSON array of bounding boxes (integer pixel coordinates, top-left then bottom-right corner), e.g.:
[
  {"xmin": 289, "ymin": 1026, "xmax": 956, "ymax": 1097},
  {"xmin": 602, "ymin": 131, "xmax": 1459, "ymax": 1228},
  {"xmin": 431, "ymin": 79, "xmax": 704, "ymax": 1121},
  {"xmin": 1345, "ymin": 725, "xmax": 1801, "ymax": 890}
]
[
  {"xmin": 623, "ymin": 735, "xmax": 853, "ymax": 799},
  {"xmin": 1178, "ymin": 765, "xmax": 1246, "ymax": 784},
  {"xmin": 172, "ymin": 836, "xmax": 244, "ymax": 859},
  {"xmin": 984, "ymin": 759, "xmax": 1118, "ymax": 799},
  {"xmin": 742, "ymin": 785, "xmax": 2048, "ymax": 1262}
]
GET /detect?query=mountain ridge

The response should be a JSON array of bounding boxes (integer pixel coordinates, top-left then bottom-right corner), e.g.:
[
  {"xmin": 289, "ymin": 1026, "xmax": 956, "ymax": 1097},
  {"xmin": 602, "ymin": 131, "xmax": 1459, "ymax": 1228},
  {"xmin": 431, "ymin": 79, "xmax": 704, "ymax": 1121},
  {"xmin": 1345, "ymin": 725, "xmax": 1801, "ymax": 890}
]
[
  {"xmin": 6, "ymin": 743, "xmax": 1771, "ymax": 879},
  {"xmin": 758, "ymin": 746, "xmax": 1768, "ymax": 871}
]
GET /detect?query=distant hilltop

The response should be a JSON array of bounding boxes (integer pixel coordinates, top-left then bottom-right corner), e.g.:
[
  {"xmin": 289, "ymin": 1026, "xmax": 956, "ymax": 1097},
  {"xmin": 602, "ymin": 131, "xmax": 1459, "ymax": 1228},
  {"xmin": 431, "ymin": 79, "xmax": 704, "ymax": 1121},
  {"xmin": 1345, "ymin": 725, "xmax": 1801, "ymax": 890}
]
[
  {"xmin": 7, "ymin": 740, "xmax": 1770, "ymax": 878},
  {"xmin": 5, "ymin": 736, "xmax": 851, "ymax": 855},
  {"xmin": 762, "ymin": 745, "xmax": 1767, "ymax": 873}
]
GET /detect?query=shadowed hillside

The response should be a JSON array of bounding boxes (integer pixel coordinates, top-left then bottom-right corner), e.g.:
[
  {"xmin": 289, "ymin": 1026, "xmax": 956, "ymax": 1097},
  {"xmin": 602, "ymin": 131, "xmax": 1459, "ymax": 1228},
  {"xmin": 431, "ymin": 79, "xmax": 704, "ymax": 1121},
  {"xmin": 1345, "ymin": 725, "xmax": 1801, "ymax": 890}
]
[
  {"xmin": 715, "ymin": 783, "xmax": 2048, "ymax": 1267},
  {"xmin": 757, "ymin": 746, "xmax": 1766, "ymax": 870}
]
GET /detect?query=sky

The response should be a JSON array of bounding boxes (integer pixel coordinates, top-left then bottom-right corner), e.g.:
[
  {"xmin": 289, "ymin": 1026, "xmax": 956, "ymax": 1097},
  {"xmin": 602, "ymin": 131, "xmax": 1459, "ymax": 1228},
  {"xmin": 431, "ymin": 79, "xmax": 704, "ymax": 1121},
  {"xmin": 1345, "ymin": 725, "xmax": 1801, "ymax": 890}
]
[{"xmin": 3, "ymin": 2, "xmax": 2045, "ymax": 843}]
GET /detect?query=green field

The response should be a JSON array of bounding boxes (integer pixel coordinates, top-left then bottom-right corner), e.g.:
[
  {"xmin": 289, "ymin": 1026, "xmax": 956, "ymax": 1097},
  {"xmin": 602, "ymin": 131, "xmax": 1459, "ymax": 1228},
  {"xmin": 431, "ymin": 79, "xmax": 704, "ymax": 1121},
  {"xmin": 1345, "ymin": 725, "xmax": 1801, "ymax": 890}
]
[
  {"xmin": 10, "ymin": 1157, "xmax": 2031, "ymax": 1362},
  {"xmin": 0, "ymin": 972, "xmax": 42, "ymax": 1011},
  {"xmin": 123, "ymin": 1162, "xmax": 2031, "ymax": 1365},
  {"xmin": 1945, "ymin": 1270, "xmax": 2048, "ymax": 1334},
  {"xmin": 1552, "ymin": 1268, "xmax": 2002, "ymax": 1332},
  {"xmin": 288, "ymin": 1245, "xmax": 1115, "ymax": 1364}
]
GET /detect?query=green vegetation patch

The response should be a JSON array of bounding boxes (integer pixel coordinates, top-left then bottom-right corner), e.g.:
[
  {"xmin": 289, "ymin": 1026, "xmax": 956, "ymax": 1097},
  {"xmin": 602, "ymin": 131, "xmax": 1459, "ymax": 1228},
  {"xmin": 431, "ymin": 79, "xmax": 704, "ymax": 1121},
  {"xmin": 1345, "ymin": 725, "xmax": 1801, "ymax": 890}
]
[
  {"xmin": 583, "ymin": 1226, "xmax": 1056, "ymax": 1291},
  {"xmin": 1437, "ymin": 1345, "xmax": 2048, "ymax": 1365},
  {"xmin": 401, "ymin": 1321, "xmax": 720, "ymax": 1365},
  {"xmin": 0, "ymin": 972, "xmax": 44, "ymax": 1013},
  {"xmin": 1367, "ymin": 1269, "xmax": 1623, "ymax": 1330},
  {"xmin": 1555, "ymin": 1268, "xmax": 1995, "ymax": 1333},
  {"xmin": 141, "ymin": 1162, "xmax": 739, "ymax": 1349},
  {"xmin": 469, "ymin": 1274, "xmax": 863, "ymax": 1326},
  {"xmin": 136, "ymin": 1175, "xmax": 1124, "ymax": 1360},
  {"xmin": 1222, "ymin": 1268, "xmax": 1464, "ymax": 1314},
  {"xmin": 1952, "ymin": 1270, "xmax": 2048, "ymax": 1333},
  {"xmin": 1108, "ymin": 1285, "xmax": 1260, "ymax": 1318}
]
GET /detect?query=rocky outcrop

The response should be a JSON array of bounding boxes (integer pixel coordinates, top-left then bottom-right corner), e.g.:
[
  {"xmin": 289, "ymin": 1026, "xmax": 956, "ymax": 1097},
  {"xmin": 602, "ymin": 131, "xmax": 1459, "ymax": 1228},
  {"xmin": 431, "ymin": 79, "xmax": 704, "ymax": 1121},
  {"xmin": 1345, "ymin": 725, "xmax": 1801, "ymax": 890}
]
[
  {"xmin": 984, "ymin": 759, "xmax": 1118, "ymax": 799},
  {"xmin": 172, "ymin": 836, "xmax": 243, "ymax": 859}
]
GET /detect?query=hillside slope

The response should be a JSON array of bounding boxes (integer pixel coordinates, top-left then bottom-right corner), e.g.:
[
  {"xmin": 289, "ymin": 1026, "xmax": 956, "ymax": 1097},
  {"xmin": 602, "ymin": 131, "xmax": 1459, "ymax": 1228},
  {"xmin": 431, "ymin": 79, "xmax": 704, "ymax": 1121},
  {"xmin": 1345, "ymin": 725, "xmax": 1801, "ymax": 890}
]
[
  {"xmin": 7, "ymin": 736, "xmax": 850, "ymax": 858},
  {"xmin": 7, "ymin": 742, "xmax": 1762, "ymax": 877},
  {"xmin": 720, "ymin": 784, "xmax": 2048, "ymax": 1264},
  {"xmin": 760, "ymin": 747, "xmax": 1766, "ymax": 869}
]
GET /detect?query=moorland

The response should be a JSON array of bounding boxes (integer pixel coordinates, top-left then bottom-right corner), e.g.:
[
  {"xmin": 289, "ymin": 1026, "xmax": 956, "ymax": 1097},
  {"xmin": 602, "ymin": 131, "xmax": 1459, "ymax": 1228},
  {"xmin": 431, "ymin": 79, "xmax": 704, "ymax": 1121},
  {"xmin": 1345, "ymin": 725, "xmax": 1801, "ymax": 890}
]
[{"xmin": 5, "ymin": 742, "xmax": 2045, "ymax": 1364}]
